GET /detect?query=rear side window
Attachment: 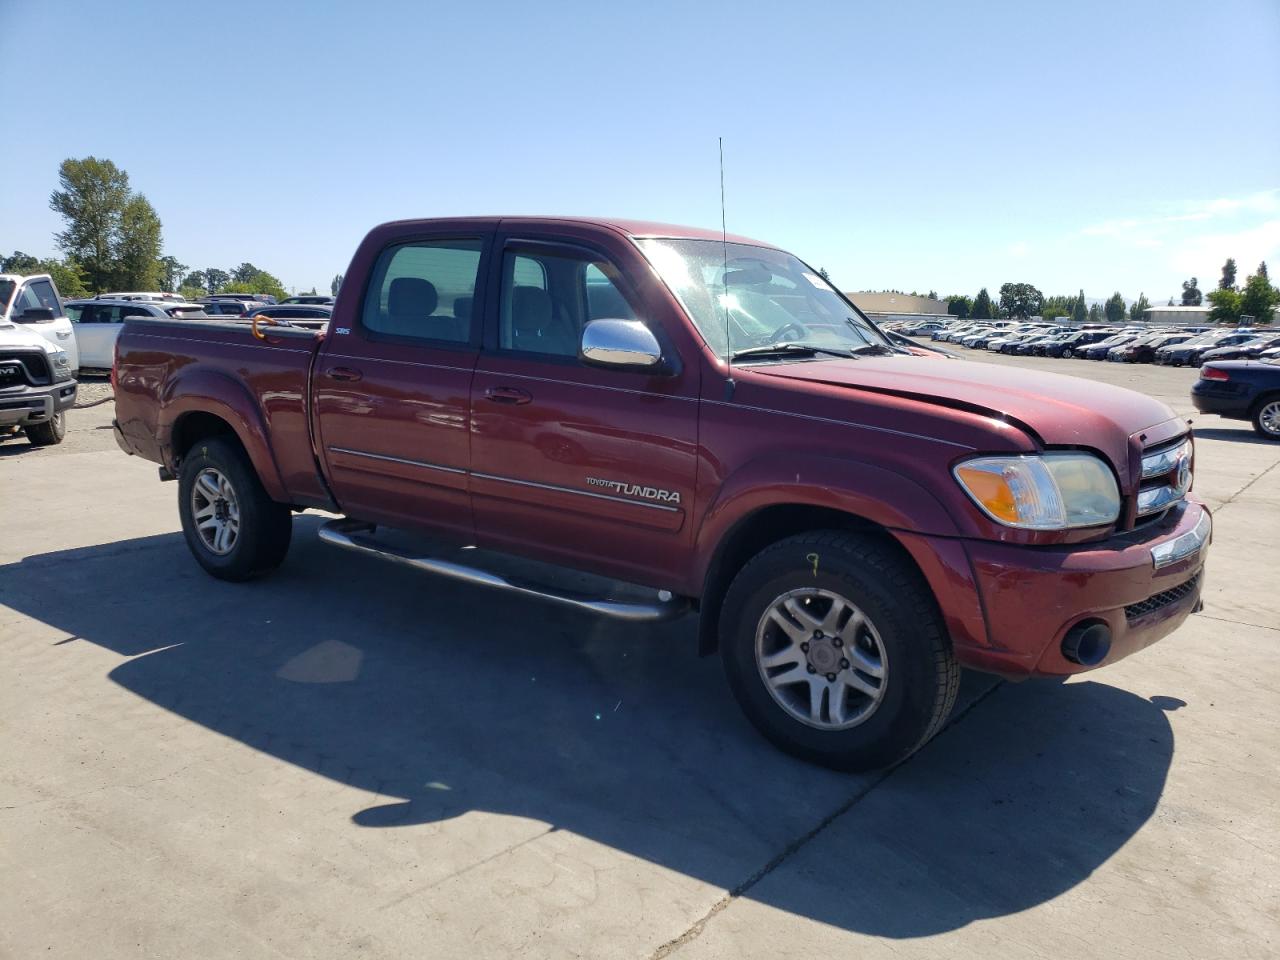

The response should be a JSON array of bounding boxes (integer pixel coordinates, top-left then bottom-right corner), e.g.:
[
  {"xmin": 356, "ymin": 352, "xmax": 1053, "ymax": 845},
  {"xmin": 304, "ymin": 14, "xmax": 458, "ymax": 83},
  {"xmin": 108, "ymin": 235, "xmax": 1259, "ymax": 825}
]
[
  {"xmin": 65, "ymin": 304, "xmax": 86, "ymax": 322},
  {"xmin": 499, "ymin": 246, "xmax": 636, "ymax": 357},
  {"xmin": 362, "ymin": 240, "xmax": 482, "ymax": 343}
]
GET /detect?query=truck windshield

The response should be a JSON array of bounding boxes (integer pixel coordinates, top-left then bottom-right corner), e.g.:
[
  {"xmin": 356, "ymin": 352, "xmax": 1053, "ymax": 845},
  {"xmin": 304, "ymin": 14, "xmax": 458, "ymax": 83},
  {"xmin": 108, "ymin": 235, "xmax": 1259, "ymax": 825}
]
[{"xmin": 635, "ymin": 238, "xmax": 884, "ymax": 358}]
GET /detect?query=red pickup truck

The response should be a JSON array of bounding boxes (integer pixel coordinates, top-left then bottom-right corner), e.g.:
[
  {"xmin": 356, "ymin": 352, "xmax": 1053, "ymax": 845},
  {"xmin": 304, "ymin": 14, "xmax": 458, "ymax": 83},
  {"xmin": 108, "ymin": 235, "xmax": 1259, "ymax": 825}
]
[{"xmin": 112, "ymin": 217, "xmax": 1210, "ymax": 770}]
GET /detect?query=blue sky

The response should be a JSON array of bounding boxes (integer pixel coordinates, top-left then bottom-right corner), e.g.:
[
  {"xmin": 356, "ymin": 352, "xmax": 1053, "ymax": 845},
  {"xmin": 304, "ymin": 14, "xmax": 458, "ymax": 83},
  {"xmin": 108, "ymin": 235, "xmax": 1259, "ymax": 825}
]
[{"xmin": 2, "ymin": 0, "xmax": 1278, "ymax": 302}]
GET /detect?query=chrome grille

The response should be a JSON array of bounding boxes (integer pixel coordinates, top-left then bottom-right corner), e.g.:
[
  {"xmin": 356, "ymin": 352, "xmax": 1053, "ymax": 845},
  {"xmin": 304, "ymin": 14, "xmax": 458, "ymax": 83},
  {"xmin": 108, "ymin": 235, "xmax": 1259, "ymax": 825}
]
[
  {"xmin": 1125, "ymin": 573, "xmax": 1200, "ymax": 622},
  {"xmin": 1137, "ymin": 437, "xmax": 1192, "ymax": 518}
]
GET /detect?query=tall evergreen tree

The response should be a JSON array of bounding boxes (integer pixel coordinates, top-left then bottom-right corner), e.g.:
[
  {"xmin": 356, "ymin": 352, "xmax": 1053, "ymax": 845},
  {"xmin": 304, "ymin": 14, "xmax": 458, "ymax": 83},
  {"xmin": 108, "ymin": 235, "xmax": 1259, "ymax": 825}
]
[
  {"xmin": 971, "ymin": 287, "xmax": 993, "ymax": 319},
  {"xmin": 1071, "ymin": 289, "xmax": 1087, "ymax": 324},
  {"xmin": 1219, "ymin": 258, "xmax": 1237, "ymax": 290}
]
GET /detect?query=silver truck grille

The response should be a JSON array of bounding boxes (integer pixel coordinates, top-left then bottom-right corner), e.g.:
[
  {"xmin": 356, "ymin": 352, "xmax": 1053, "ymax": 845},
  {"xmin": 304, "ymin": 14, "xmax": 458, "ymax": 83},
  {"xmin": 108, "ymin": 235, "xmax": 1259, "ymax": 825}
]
[{"xmin": 1137, "ymin": 437, "xmax": 1192, "ymax": 518}]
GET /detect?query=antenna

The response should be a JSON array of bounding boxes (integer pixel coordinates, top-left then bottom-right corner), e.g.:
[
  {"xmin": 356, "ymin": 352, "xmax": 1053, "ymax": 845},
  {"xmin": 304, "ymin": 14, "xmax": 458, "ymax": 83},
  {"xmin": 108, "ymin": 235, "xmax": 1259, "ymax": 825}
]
[{"xmin": 720, "ymin": 137, "xmax": 734, "ymax": 399}]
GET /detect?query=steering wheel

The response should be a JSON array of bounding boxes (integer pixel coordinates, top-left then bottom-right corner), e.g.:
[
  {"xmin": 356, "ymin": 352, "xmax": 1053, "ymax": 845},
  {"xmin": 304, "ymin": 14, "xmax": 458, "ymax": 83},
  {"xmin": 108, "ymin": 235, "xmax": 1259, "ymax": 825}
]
[{"xmin": 764, "ymin": 321, "xmax": 807, "ymax": 343}]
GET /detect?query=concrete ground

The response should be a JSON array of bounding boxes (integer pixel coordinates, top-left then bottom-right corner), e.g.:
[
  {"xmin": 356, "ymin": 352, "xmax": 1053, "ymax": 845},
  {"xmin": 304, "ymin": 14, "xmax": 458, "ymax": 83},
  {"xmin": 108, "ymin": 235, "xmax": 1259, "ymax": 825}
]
[{"xmin": 1, "ymin": 356, "xmax": 1276, "ymax": 959}]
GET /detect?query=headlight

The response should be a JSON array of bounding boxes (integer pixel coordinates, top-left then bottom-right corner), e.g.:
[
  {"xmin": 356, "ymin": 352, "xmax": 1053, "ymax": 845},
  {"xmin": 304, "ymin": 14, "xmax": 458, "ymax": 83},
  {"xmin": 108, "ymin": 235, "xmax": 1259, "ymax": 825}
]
[{"xmin": 954, "ymin": 453, "xmax": 1120, "ymax": 529}]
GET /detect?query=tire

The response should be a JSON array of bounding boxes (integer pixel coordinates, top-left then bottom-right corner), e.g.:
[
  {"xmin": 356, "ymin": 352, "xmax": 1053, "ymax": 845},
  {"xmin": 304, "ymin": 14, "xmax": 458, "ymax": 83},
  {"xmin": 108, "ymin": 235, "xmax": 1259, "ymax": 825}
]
[
  {"xmin": 1063, "ymin": 348, "xmax": 1074, "ymax": 359},
  {"xmin": 1252, "ymin": 396, "xmax": 1280, "ymax": 441},
  {"xmin": 26, "ymin": 410, "xmax": 66, "ymax": 446},
  {"xmin": 719, "ymin": 531, "xmax": 960, "ymax": 771},
  {"xmin": 178, "ymin": 437, "xmax": 292, "ymax": 581}
]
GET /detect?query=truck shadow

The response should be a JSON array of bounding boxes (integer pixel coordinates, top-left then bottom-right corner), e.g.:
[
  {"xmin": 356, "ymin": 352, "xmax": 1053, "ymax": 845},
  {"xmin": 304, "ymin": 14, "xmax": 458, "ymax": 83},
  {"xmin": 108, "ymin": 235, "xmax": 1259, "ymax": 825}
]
[{"xmin": 1, "ymin": 517, "xmax": 1178, "ymax": 939}]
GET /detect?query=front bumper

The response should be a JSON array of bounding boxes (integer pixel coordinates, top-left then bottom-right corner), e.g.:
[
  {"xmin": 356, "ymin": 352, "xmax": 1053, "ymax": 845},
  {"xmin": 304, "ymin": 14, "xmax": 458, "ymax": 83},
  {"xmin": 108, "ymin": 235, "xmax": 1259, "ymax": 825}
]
[
  {"xmin": 0, "ymin": 381, "xmax": 77, "ymax": 426},
  {"xmin": 901, "ymin": 499, "xmax": 1210, "ymax": 678}
]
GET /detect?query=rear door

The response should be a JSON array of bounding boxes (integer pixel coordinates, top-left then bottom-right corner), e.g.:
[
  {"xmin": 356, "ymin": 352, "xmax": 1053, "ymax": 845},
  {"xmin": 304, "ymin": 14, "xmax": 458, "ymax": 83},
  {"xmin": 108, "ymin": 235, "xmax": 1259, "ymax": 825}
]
[
  {"xmin": 313, "ymin": 231, "xmax": 492, "ymax": 540},
  {"xmin": 469, "ymin": 232, "xmax": 699, "ymax": 588},
  {"xmin": 71, "ymin": 303, "xmax": 126, "ymax": 368}
]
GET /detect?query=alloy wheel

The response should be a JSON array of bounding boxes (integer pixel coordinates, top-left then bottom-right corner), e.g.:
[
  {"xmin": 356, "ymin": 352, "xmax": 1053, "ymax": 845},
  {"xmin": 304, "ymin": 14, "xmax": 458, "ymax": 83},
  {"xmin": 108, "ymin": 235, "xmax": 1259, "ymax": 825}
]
[
  {"xmin": 754, "ymin": 588, "xmax": 888, "ymax": 730},
  {"xmin": 191, "ymin": 467, "xmax": 241, "ymax": 555},
  {"xmin": 1260, "ymin": 401, "xmax": 1280, "ymax": 437}
]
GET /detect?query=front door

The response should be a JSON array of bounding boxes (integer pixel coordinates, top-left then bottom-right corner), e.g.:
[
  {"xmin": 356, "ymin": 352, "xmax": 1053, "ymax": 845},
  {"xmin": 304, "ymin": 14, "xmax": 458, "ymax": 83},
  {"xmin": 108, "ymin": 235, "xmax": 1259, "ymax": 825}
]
[
  {"xmin": 469, "ymin": 235, "xmax": 699, "ymax": 590},
  {"xmin": 314, "ymin": 234, "xmax": 491, "ymax": 540}
]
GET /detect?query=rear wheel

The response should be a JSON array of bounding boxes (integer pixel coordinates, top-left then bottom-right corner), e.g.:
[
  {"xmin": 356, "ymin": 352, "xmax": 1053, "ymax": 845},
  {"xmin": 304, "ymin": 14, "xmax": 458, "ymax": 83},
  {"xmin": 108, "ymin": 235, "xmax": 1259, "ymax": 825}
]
[
  {"xmin": 178, "ymin": 437, "xmax": 292, "ymax": 581},
  {"xmin": 1253, "ymin": 398, "xmax": 1280, "ymax": 440},
  {"xmin": 720, "ymin": 531, "xmax": 959, "ymax": 771},
  {"xmin": 26, "ymin": 411, "xmax": 66, "ymax": 446}
]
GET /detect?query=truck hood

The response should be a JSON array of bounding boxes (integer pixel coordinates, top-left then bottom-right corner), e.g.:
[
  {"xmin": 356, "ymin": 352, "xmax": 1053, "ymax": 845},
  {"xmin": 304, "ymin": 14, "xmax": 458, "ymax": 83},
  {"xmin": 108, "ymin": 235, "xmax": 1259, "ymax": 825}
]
[
  {"xmin": 0, "ymin": 323, "xmax": 56, "ymax": 352},
  {"xmin": 751, "ymin": 355, "xmax": 1182, "ymax": 472}
]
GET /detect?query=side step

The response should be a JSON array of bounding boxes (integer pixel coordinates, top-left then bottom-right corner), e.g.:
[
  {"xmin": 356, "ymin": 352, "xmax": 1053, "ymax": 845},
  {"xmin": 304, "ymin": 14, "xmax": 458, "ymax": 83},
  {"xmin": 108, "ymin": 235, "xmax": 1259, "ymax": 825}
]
[{"xmin": 317, "ymin": 518, "xmax": 689, "ymax": 623}]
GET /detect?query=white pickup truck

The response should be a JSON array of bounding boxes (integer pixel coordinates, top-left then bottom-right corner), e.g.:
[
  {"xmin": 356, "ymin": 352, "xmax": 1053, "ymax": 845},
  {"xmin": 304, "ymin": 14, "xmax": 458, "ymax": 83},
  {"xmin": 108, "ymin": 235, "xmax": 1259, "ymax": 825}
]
[
  {"xmin": 0, "ymin": 310, "xmax": 77, "ymax": 445},
  {"xmin": 0, "ymin": 273, "xmax": 80, "ymax": 375}
]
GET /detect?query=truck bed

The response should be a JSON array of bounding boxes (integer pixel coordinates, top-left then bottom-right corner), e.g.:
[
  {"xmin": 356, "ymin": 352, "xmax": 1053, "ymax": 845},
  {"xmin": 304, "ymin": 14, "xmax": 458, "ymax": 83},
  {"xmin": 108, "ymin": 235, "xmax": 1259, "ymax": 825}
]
[{"xmin": 114, "ymin": 318, "xmax": 333, "ymax": 509}]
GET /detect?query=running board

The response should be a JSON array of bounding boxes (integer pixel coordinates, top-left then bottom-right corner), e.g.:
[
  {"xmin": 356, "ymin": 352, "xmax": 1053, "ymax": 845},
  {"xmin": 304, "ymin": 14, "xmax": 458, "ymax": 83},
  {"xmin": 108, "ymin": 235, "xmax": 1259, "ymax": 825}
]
[{"xmin": 317, "ymin": 518, "xmax": 689, "ymax": 623}]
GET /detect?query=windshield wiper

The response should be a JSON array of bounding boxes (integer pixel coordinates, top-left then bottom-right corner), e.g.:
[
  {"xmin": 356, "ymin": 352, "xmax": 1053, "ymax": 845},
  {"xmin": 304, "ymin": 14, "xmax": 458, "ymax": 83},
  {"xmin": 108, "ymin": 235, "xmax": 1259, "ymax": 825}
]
[{"xmin": 730, "ymin": 342, "xmax": 861, "ymax": 361}]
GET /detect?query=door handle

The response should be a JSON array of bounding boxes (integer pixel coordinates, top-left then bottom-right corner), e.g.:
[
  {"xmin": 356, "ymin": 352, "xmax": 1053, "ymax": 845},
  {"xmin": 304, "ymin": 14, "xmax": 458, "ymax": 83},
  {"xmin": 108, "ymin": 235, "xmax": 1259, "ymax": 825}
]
[
  {"xmin": 326, "ymin": 366, "xmax": 363, "ymax": 382},
  {"xmin": 484, "ymin": 386, "xmax": 532, "ymax": 405},
  {"xmin": 57, "ymin": 330, "xmax": 71, "ymax": 339}
]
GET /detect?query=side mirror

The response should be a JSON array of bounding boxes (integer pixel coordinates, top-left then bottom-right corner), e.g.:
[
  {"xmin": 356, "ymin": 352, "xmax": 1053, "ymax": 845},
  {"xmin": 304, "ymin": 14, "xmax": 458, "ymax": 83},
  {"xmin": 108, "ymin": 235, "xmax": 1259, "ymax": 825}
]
[
  {"xmin": 580, "ymin": 318, "xmax": 662, "ymax": 370},
  {"xmin": 15, "ymin": 306, "xmax": 56, "ymax": 323}
]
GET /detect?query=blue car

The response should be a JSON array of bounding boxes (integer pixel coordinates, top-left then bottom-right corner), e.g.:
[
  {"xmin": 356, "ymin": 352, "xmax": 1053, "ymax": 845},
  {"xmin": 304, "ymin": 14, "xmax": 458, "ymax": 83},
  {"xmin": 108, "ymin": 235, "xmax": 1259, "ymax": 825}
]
[{"xmin": 1192, "ymin": 359, "xmax": 1280, "ymax": 440}]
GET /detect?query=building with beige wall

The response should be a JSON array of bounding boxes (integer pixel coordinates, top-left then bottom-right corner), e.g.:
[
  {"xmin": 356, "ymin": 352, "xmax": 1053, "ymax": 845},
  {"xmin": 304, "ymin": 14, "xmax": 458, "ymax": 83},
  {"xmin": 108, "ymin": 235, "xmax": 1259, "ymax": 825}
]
[{"xmin": 846, "ymin": 292, "xmax": 948, "ymax": 317}]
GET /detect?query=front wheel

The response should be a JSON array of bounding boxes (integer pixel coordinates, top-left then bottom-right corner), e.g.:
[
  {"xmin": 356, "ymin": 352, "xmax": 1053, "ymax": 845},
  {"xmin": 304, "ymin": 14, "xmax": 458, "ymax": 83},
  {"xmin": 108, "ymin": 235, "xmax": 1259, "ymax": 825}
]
[
  {"xmin": 178, "ymin": 437, "xmax": 293, "ymax": 581},
  {"xmin": 1253, "ymin": 398, "xmax": 1280, "ymax": 440},
  {"xmin": 26, "ymin": 411, "xmax": 66, "ymax": 446},
  {"xmin": 720, "ymin": 531, "xmax": 959, "ymax": 771}
]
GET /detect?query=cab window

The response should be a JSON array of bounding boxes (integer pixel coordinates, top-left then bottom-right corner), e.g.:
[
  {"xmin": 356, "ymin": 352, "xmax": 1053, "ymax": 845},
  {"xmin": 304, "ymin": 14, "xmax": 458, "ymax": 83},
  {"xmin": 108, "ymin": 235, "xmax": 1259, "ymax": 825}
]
[
  {"xmin": 499, "ymin": 246, "xmax": 636, "ymax": 357},
  {"xmin": 362, "ymin": 240, "xmax": 483, "ymax": 343}
]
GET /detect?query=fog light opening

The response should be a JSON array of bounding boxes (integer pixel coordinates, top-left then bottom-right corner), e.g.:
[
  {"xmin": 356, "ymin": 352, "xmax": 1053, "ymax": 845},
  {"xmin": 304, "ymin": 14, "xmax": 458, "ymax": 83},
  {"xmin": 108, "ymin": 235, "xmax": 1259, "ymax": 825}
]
[{"xmin": 1061, "ymin": 620, "xmax": 1112, "ymax": 666}]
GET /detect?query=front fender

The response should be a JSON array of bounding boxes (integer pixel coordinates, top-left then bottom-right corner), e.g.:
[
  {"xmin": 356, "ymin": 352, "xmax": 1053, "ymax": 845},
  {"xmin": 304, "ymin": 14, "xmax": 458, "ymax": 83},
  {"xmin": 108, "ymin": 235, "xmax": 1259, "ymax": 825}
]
[
  {"xmin": 157, "ymin": 366, "xmax": 288, "ymax": 502},
  {"xmin": 692, "ymin": 453, "xmax": 961, "ymax": 585}
]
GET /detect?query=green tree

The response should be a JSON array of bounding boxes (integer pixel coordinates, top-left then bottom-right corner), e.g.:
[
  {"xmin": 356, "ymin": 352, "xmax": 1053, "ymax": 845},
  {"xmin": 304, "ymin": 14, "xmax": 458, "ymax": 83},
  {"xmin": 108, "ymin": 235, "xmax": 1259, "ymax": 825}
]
[
  {"xmin": 202, "ymin": 268, "xmax": 231, "ymax": 294},
  {"xmin": 331, "ymin": 274, "xmax": 344, "ymax": 296},
  {"xmin": 926, "ymin": 290, "xmax": 937, "ymax": 300},
  {"xmin": 183, "ymin": 270, "xmax": 207, "ymax": 292},
  {"xmin": 1087, "ymin": 303, "xmax": 1102, "ymax": 323},
  {"xmin": 112, "ymin": 195, "xmax": 163, "ymax": 290},
  {"xmin": 231, "ymin": 262, "xmax": 262, "ymax": 284},
  {"xmin": 1070, "ymin": 289, "xmax": 1088, "ymax": 324},
  {"xmin": 219, "ymin": 268, "xmax": 288, "ymax": 302},
  {"xmin": 158, "ymin": 256, "xmax": 188, "ymax": 292},
  {"xmin": 1259, "ymin": 261, "xmax": 1269, "ymax": 281},
  {"xmin": 1219, "ymin": 258, "xmax": 1237, "ymax": 290},
  {"xmin": 971, "ymin": 287, "xmax": 993, "ymax": 319},
  {"xmin": 48, "ymin": 157, "xmax": 133, "ymax": 292},
  {"xmin": 1238, "ymin": 270, "xmax": 1279, "ymax": 325},
  {"xmin": 945, "ymin": 294, "xmax": 972, "ymax": 319},
  {"xmin": 1129, "ymin": 292, "xmax": 1150, "ymax": 322},
  {"xmin": 1, "ymin": 251, "xmax": 89, "ymax": 298},
  {"xmin": 998, "ymin": 282, "xmax": 1044, "ymax": 319},
  {"xmin": 1, "ymin": 251, "xmax": 41, "ymax": 272},
  {"xmin": 1206, "ymin": 288, "xmax": 1242, "ymax": 325},
  {"xmin": 1181, "ymin": 277, "xmax": 1202, "ymax": 306},
  {"xmin": 1104, "ymin": 292, "xmax": 1126, "ymax": 323}
]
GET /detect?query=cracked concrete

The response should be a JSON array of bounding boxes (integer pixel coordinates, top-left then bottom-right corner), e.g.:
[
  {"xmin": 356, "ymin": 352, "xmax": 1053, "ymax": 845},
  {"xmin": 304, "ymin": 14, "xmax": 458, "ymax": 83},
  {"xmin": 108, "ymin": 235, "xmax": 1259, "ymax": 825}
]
[{"xmin": 1, "ymin": 357, "xmax": 1277, "ymax": 959}]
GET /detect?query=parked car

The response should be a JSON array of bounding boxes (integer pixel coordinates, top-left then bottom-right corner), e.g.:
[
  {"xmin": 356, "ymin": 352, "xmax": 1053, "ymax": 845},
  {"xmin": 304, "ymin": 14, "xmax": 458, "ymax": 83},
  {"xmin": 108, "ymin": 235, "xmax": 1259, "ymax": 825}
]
[
  {"xmin": 1053, "ymin": 330, "xmax": 1116, "ymax": 358},
  {"xmin": 245, "ymin": 304, "xmax": 333, "ymax": 324},
  {"xmin": 199, "ymin": 299, "xmax": 252, "ymax": 317},
  {"xmin": 1198, "ymin": 334, "xmax": 1280, "ymax": 363},
  {"xmin": 64, "ymin": 299, "xmax": 209, "ymax": 370},
  {"xmin": 0, "ymin": 273, "xmax": 79, "ymax": 374},
  {"xmin": 280, "ymin": 295, "xmax": 336, "ymax": 306},
  {"xmin": 1192, "ymin": 359, "xmax": 1280, "ymax": 439},
  {"xmin": 0, "ymin": 307, "xmax": 77, "ymax": 445},
  {"xmin": 1109, "ymin": 333, "xmax": 1191, "ymax": 363},
  {"xmin": 96, "ymin": 291, "xmax": 186, "ymax": 301},
  {"xmin": 112, "ymin": 215, "xmax": 1210, "ymax": 772},
  {"xmin": 1081, "ymin": 334, "xmax": 1138, "ymax": 360},
  {"xmin": 1013, "ymin": 334, "xmax": 1060, "ymax": 355},
  {"xmin": 1156, "ymin": 330, "xmax": 1257, "ymax": 367}
]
